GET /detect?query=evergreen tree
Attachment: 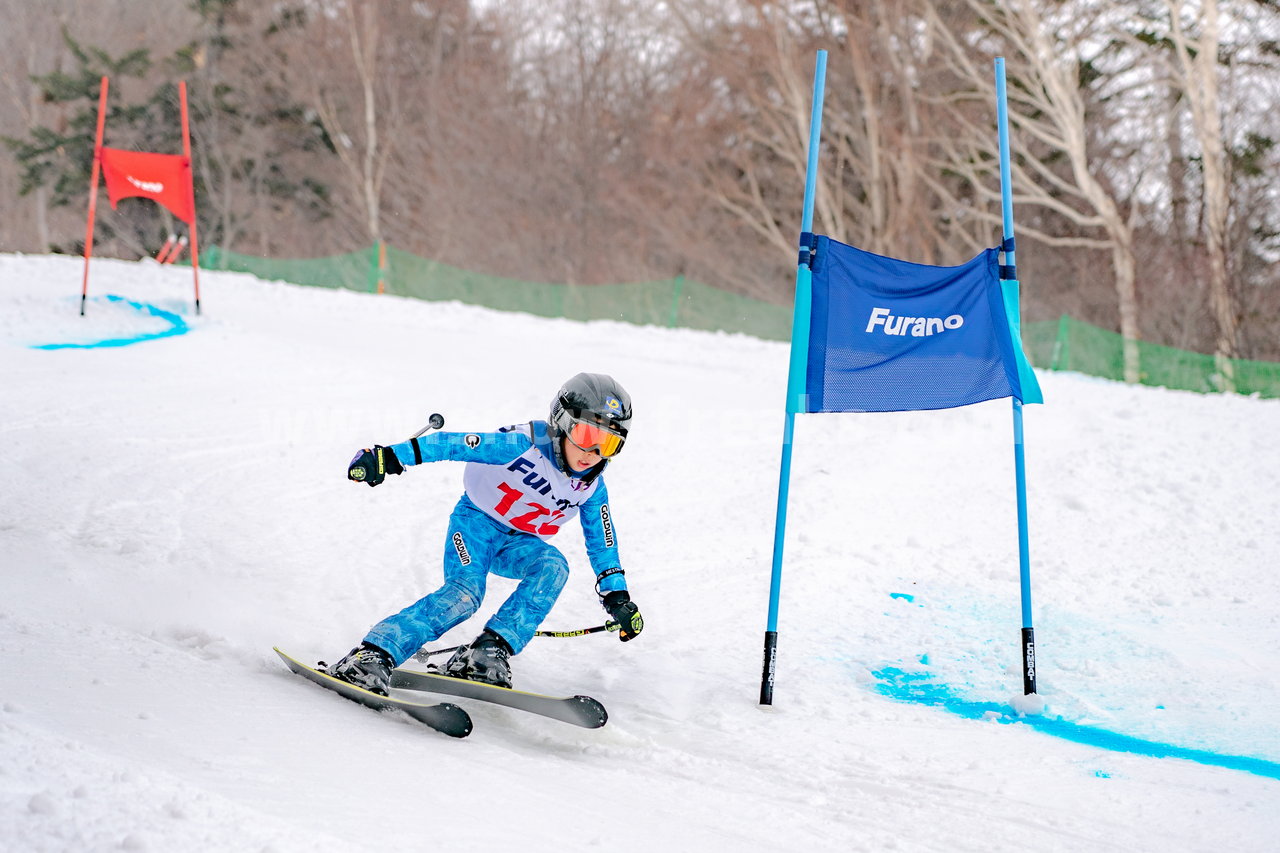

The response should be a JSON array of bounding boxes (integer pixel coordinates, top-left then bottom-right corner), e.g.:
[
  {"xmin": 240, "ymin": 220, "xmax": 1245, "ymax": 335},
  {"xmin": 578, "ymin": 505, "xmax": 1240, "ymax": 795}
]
[
  {"xmin": 3, "ymin": 29, "xmax": 171, "ymax": 255},
  {"xmin": 173, "ymin": 0, "xmax": 331, "ymax": 256}
]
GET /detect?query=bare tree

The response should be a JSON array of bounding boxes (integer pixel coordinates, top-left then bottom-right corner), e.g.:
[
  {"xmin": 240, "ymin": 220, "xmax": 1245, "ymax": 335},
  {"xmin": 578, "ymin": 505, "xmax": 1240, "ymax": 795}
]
[
  {"xmin": 268, "ymin": 0, "xmax": 512, "ymax": 260},
  {"xmin": 300, "ymin": 2, "xmax": 396, "ymax": 247},
  {"xmin": 5, "ymin": 0, "xmax": 1278, "ymax": 365},
  {"xmin": 0, "ymin": 0, "xmax": 74, "ymax": 250},
  {"xmin": 1151, "ymin": 0, "xmax": 1239, "ymax": 384},
  {"xmin": 667, "ymin": 0, "xmax": 1028, "ymax": 305},
  {"xmin": 0, "ymin": 0, "xmax": 193, "ymax": 254},
  {"xmin": 925, "ymin": 0, "xmax": 1151, "ymax": 382},
  {"xmin": 820, "ymin": 0, "xmax": 994, "ymax": 263}
]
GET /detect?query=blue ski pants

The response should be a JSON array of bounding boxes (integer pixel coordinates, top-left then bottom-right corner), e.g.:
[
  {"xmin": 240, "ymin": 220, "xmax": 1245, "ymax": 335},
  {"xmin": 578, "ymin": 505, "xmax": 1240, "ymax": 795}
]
[{"xmin": 364, "ymin": 497, "xmax": 570, "ymax": 664}]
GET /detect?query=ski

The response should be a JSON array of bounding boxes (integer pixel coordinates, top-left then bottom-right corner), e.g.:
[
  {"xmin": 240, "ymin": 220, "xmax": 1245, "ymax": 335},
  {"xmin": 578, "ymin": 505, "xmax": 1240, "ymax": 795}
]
[
  {"xmin": 390, "ymin": 667, "xmax": 608, "ymax": 729},
  {"xmin": 274, "ymin": 647, "xmax": 472, "ymax": 738}
]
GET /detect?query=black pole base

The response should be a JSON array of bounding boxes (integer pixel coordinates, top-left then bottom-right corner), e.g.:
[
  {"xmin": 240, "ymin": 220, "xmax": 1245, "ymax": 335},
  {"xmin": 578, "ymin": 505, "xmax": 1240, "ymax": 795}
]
[
  {"xmin": 1021, "ymin": 627, "xmax": 1037, "ymax": 695},
  {"xmin": 760, "ymin": 631, "xmax": 778, "ymax": 705}
]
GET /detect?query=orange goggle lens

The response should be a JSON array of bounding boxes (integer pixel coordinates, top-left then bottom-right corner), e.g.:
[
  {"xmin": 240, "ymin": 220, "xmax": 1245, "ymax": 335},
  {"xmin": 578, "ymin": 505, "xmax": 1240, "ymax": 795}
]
[{"xmin": 566, "ymin": 421, "xmax": 625, "ymax": 457}]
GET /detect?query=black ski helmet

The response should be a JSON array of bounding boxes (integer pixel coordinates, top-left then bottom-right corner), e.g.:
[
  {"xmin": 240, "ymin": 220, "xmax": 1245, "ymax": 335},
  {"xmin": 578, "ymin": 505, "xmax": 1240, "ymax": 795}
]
[{"xmin": 548, "ymin": 373, "xmax": 632, "ymax": 475}]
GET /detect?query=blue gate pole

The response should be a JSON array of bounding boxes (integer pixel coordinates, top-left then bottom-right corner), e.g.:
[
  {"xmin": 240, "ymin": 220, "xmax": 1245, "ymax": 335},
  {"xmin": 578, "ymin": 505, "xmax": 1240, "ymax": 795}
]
[
  {"xmin": 761, "ymin": 50, "xmax": 827, "ymax": 706},
  {"xmin": 995, "ymin": 57, "xmax": 1037, "ymax": 695}
]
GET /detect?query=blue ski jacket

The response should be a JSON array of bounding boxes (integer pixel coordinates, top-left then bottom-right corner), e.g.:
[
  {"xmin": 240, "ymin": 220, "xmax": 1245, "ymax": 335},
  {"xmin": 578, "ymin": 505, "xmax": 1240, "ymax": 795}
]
[{"xmin": 387, "ymin": 420, "xmax": 626, "ymax": 595}]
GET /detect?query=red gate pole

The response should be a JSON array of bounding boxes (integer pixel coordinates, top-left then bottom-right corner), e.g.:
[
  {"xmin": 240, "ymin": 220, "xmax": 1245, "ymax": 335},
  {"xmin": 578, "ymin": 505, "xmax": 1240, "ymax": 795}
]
[
  {"xmin": 179, "ymin": 81, "xmax": 201, "ymax": 315},
  {"xmin": 80, "ymin": 76, "xmax": 109, "ymax": 316},
  {"xmin": 155, "ymin": 233, "xmax": 177, "ymax": 263}
]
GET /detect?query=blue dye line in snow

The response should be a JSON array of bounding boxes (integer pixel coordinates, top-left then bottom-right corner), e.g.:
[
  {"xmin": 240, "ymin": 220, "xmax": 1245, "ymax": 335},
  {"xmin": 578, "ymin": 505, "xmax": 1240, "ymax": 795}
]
[
  {"xmin": 872, "ymin": 666, "xmax": 1280, "ymax": 781},
  {"xmin": 32, "ymin": 295, "xmax": 189, "ymax": 350}
]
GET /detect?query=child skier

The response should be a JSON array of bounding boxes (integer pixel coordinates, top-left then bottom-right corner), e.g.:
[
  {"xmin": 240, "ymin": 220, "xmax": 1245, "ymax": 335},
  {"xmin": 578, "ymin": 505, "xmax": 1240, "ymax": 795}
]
[{"xmin": 328, "ymin": 373, "xmax": 643, "ymax": 694}]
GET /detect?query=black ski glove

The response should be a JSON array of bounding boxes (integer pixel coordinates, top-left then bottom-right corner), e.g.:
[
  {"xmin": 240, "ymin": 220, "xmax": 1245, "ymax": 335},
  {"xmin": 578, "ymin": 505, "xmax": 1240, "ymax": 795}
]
[
  {"xmin": 347, "ymin": 445, "xmax": 403, "ymax": 487},
  {"xmin": 602, "ymin": 590, "xmax": 643, "ymax": 642}
]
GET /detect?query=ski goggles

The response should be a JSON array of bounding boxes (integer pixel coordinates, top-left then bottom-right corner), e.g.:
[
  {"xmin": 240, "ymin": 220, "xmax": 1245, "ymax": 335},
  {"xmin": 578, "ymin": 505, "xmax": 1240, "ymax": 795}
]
[{"xmin": 565, "ymin": 418, "xmax": 626, "ymax": 457}]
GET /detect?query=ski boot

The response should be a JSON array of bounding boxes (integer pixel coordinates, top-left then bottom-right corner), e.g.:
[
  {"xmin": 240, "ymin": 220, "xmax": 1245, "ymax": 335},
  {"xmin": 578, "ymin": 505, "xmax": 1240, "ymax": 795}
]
[
  {"xmin": 443, "ymin": 629, "xmax": 513, "ymax": 688},
  {"xmin": 327, "ymin": 643, "xmax": 395, "ymax": 696}
]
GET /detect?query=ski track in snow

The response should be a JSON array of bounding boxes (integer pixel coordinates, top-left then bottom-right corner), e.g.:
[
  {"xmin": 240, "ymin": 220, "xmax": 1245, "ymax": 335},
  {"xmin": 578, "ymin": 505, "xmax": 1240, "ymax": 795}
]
[{"xmin": 1, "ymin": 253, "xmax": 1278, "ymax": 852}]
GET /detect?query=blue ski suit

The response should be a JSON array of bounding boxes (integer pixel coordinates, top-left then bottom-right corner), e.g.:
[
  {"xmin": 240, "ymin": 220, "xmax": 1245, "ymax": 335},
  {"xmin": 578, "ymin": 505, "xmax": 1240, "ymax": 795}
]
[{"xmin": 361, "ymin": 420, "xmax": 627, "ymax": 665}]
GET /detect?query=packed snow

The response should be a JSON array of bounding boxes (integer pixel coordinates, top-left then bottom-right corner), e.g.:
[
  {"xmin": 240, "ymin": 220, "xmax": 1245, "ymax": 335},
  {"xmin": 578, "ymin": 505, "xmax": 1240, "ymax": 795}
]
[{"xmin": 1, "ymin": 252, "xmax": 1277, "ymax": 852}]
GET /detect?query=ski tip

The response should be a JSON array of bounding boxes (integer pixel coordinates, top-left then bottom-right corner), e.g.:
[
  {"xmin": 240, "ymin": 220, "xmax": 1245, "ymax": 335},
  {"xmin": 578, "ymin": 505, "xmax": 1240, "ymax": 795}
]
[
  {"xmin": 572, "ymin": 695, "xmax": 608, "ymax": 728},
  {"xmin": 413, "ymin": 702, "xmax": 473, "ymax": 738}
]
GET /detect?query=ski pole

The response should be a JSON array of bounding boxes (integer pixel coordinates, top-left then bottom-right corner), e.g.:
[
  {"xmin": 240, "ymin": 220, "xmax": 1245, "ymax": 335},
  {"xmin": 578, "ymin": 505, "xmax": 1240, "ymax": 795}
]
[
  {"xmin": 535, "ymin": 621, "xmax": 620, "ymax": 638},
  {"xmin": 411, "ymin": 622, "xmax": 620, "ymax": 663},
  {"xmin": 412, "ymin": 413, "xmax": 445, "ymax": 438}
]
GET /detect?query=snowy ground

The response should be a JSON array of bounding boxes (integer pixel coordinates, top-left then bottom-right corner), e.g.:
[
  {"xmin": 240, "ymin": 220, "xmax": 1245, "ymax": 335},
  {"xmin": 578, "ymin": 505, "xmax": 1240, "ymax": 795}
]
[{"xmin": 1, "ymin": 253, "xmax": 1277, "ymax": 852}]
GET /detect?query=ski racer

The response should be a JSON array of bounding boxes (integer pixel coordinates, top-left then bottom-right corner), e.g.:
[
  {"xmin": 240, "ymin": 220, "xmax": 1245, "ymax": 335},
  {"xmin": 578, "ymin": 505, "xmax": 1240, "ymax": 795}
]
[{"xmin": 328, "ymin": 373, "xmax": 643, "ymax": 694}]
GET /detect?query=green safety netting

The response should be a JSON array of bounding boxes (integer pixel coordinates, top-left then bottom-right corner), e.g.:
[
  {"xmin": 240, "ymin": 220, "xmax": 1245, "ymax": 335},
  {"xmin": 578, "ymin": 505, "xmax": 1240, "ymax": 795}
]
[
  {"xmin": 1023, "ymin": 314, "xmax": 1280, "ymax": 398},
  {"xmin": 201, "ymin": 244, "xmax": 1279, "ymax": 399},
  {"xmin": 202, "ymin": 243, "xmax": 793, "ymax": 341}
]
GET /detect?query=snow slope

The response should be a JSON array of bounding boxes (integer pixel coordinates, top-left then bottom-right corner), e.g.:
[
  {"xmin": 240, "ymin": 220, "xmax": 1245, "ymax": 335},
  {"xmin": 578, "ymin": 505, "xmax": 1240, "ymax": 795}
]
[{"xmin": 1, "ymin": 253, "xmax": 1277, "ymax": 852}]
